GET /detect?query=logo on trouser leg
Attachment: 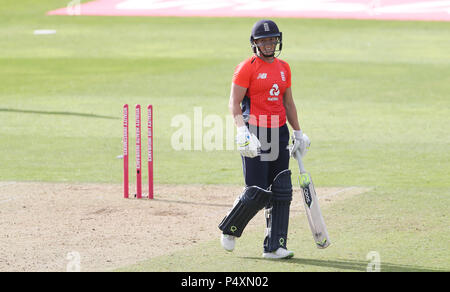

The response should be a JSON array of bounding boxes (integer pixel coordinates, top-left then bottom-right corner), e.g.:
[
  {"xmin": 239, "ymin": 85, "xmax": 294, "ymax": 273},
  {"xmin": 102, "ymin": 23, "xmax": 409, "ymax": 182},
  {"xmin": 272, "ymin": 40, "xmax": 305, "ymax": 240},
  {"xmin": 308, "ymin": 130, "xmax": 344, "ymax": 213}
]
[
  {"xmin": 230, "ymin": 226, "xmax": 238, "ymax": 233},
  {"xmin": 279, "ymin": 238, "xmax": 285, "ymax": 247}
]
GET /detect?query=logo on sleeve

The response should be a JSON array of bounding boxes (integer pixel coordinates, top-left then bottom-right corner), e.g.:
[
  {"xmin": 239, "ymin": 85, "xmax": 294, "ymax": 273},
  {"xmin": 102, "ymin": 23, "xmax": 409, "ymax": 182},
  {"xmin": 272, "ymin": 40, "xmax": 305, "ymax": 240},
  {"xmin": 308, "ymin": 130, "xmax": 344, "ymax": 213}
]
[{"xmin": 280, "ymin": 71, "xmax": 286, "ymax": 81}]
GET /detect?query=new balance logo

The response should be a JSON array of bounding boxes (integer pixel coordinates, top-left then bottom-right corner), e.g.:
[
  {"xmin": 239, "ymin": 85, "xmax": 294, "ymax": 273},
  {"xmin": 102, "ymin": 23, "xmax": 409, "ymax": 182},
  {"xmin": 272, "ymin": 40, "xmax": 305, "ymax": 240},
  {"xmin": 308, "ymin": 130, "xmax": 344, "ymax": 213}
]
[{"xmin": 257, "ymin": 73, "xmax": 267, "ymax": 79}]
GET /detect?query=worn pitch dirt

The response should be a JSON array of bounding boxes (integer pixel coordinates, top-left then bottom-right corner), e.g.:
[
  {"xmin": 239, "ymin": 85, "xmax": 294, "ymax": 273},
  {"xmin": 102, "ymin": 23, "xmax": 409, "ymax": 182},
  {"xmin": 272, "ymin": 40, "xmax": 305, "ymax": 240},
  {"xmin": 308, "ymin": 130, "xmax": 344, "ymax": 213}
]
[{"xmin": 0, "ymin": 182, "xmax": 369, "ymax": 271}]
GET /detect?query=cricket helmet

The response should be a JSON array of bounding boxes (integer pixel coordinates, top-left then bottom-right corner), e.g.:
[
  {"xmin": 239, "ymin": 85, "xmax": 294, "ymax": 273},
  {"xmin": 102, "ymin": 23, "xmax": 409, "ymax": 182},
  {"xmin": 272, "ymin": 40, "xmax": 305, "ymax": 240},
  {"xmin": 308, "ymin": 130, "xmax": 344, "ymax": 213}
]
[{"xmin": 250, "ymin": 19, "xmax": 283, "ymax": 56}]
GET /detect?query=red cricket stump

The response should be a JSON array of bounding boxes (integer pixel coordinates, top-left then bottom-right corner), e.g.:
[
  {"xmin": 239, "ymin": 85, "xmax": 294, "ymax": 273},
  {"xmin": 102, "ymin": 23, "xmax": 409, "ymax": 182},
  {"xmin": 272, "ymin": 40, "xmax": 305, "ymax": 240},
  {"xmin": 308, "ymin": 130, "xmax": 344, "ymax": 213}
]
[
  {"xmin": 135, "ymin": 104, "xmax": 142, "ymax": 199},
  {"xmin": 123, "ymin": 104, "xmax": 129, "ymax": 199},
  {"xmin": 147, "ymin": 105, "xmax": 154, "ymax": 199}
]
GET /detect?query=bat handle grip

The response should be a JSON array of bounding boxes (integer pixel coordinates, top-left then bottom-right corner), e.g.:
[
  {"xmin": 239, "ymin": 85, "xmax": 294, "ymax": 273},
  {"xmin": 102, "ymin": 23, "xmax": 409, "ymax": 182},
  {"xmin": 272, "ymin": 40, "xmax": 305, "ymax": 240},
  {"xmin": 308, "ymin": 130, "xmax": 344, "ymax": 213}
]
[{"xmin": 294, "ymin": 151, "xmax": 307, "ymax": 173}]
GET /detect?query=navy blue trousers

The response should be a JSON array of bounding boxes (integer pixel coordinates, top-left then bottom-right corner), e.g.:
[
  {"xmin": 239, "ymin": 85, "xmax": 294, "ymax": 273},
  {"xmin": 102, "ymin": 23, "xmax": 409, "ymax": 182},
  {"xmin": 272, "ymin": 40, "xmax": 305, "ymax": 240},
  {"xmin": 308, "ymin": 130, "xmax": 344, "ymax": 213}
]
[{"xmin": 242, "ymin": 124, "xmax": 290, "ymax": 189}]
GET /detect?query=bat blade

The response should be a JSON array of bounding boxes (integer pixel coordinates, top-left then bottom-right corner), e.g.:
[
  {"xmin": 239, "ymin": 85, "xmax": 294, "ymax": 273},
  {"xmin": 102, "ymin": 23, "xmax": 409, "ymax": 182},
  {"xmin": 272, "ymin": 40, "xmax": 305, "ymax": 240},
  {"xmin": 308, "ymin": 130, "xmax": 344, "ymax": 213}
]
[{"xmin": 299, "ymin": 173, "xmax": 331, "ymax": 249}]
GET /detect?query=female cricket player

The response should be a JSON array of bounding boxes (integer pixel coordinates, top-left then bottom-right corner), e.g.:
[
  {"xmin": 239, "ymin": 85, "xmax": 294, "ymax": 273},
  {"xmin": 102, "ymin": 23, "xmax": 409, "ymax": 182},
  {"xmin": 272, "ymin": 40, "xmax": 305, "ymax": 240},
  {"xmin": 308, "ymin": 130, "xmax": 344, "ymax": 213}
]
[{"xmin": 218, "ymin": 19, "xmax": 310, "ymax": 259}]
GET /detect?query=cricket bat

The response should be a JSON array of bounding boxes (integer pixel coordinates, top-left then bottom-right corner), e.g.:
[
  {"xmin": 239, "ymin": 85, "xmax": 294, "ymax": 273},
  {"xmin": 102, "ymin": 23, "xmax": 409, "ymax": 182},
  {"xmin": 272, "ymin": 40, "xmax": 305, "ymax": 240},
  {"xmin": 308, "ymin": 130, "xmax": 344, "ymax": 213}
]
[{"xmin": 294, "ymin": 152, "xmax": 330, "ymax": 249}]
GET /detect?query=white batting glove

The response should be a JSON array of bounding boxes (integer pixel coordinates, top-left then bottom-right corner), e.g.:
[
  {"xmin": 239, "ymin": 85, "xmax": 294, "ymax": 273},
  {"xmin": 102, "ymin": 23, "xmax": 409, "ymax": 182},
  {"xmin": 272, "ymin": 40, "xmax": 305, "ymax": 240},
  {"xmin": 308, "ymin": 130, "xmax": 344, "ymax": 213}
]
[
  {"xmin": 236, "ymin": 126, "xmax": 261, "ymax": 158},
  {"xmin": 289, "ymin": 130, "xmax": 311, "ymax": 158}
]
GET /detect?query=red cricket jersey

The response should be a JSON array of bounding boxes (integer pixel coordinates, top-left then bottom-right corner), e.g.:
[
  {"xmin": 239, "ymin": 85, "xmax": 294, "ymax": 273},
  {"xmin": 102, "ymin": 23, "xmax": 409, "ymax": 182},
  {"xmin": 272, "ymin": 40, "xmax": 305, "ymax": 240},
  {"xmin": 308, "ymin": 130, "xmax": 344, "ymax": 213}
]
[{"xmin": 232, "ymin": 56, "xmax": 291, "ymax": 128}]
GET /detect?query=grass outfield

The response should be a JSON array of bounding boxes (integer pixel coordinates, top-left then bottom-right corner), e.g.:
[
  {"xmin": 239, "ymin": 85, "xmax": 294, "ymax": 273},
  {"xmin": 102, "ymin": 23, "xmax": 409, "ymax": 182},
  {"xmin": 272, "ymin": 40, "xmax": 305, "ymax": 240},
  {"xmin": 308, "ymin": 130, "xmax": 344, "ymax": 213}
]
[
  {"xmin": 1, "ymin": 1, "xmax": 449, "ymax": 271},
  {"xmin": 119, "ymin": 188, "xmax": 448, "ymax": 272}
]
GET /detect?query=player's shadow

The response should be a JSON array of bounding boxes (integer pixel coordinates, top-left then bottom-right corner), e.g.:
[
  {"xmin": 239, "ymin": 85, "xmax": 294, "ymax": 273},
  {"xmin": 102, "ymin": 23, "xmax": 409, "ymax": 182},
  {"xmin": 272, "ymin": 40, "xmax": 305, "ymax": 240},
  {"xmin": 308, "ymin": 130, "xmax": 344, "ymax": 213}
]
[
  {"xmin": 148, "ymin": 198, "xmax": 231, "ymax": 208},
  {"xmin": 243, "ymin": 257, "xmax": 447, "ymax": 272},
  {"xmin": 0, "ymin": 108, "xmax": 119, "ymax": 120}
]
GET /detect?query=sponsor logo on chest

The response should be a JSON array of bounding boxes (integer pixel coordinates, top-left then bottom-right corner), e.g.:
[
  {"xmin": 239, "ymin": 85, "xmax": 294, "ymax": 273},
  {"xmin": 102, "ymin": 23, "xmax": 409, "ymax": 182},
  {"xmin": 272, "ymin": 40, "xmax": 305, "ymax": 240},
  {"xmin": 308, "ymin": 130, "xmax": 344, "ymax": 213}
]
[
  {"xmin": 257, "ymin": 73, "xmax": 267, "ymax": 79},
  {"xmin": 256, "ymin": 71, "xmax": 286, "ymax": 82},
  {"xmin": 268, "ymin": 84, "xmax": 280, "ymax": 101}
]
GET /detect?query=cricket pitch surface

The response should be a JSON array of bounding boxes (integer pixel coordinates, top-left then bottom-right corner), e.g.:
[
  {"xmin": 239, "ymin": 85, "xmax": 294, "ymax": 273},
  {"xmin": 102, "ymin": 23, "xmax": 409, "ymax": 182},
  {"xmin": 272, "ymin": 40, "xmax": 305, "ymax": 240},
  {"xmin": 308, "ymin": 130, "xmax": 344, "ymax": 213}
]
[{"xmin": 0, "ymin": 182, "xmax": 370, "ymax": 271}]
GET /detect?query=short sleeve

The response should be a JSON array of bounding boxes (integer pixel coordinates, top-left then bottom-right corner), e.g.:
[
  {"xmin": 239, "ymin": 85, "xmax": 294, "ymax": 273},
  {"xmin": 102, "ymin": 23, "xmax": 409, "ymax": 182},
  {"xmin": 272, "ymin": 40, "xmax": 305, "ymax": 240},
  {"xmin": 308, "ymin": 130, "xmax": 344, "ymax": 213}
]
[
  {"xmin": 283, "ymin": 61, "xmax": 292, "ymax": 88},
  {"xmin": 232, "ymin": 59, "xmax": 253, "ymax": 88}
]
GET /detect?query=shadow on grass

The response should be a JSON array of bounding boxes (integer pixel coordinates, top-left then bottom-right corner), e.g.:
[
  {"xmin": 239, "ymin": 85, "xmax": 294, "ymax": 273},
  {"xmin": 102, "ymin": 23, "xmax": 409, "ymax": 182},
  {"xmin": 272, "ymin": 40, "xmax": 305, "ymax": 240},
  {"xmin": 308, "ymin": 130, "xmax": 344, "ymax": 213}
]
[
  {"xmin": 152, "ymin": 198, "xmax": 231, "ymax": 208},
  {"xmin": 0, "ymin": 108, "xmax": 119, "ymax": 120},
  {"xmin": 243, "ymin": 257, "xmax": 447, "ymax": 272}
]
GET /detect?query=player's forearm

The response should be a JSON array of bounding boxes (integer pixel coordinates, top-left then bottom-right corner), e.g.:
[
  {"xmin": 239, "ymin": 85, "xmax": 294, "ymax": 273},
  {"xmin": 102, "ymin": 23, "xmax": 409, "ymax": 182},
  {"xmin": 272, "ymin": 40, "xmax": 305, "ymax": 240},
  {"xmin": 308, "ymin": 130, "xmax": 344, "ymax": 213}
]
[
  {"xmin": 283, "ymin": 87, "xmax": 301, "ymax": 131},
  {"xmin": 229, "ymin": 83, "xmax": 248, "ymax": 128},
  {"xmin": 229, "ymin": 101, "xmax": 246, "ymax": 128},
  {"xmin": 285, "ymin": 101, "xmax": 301, "ymax": 131}
]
